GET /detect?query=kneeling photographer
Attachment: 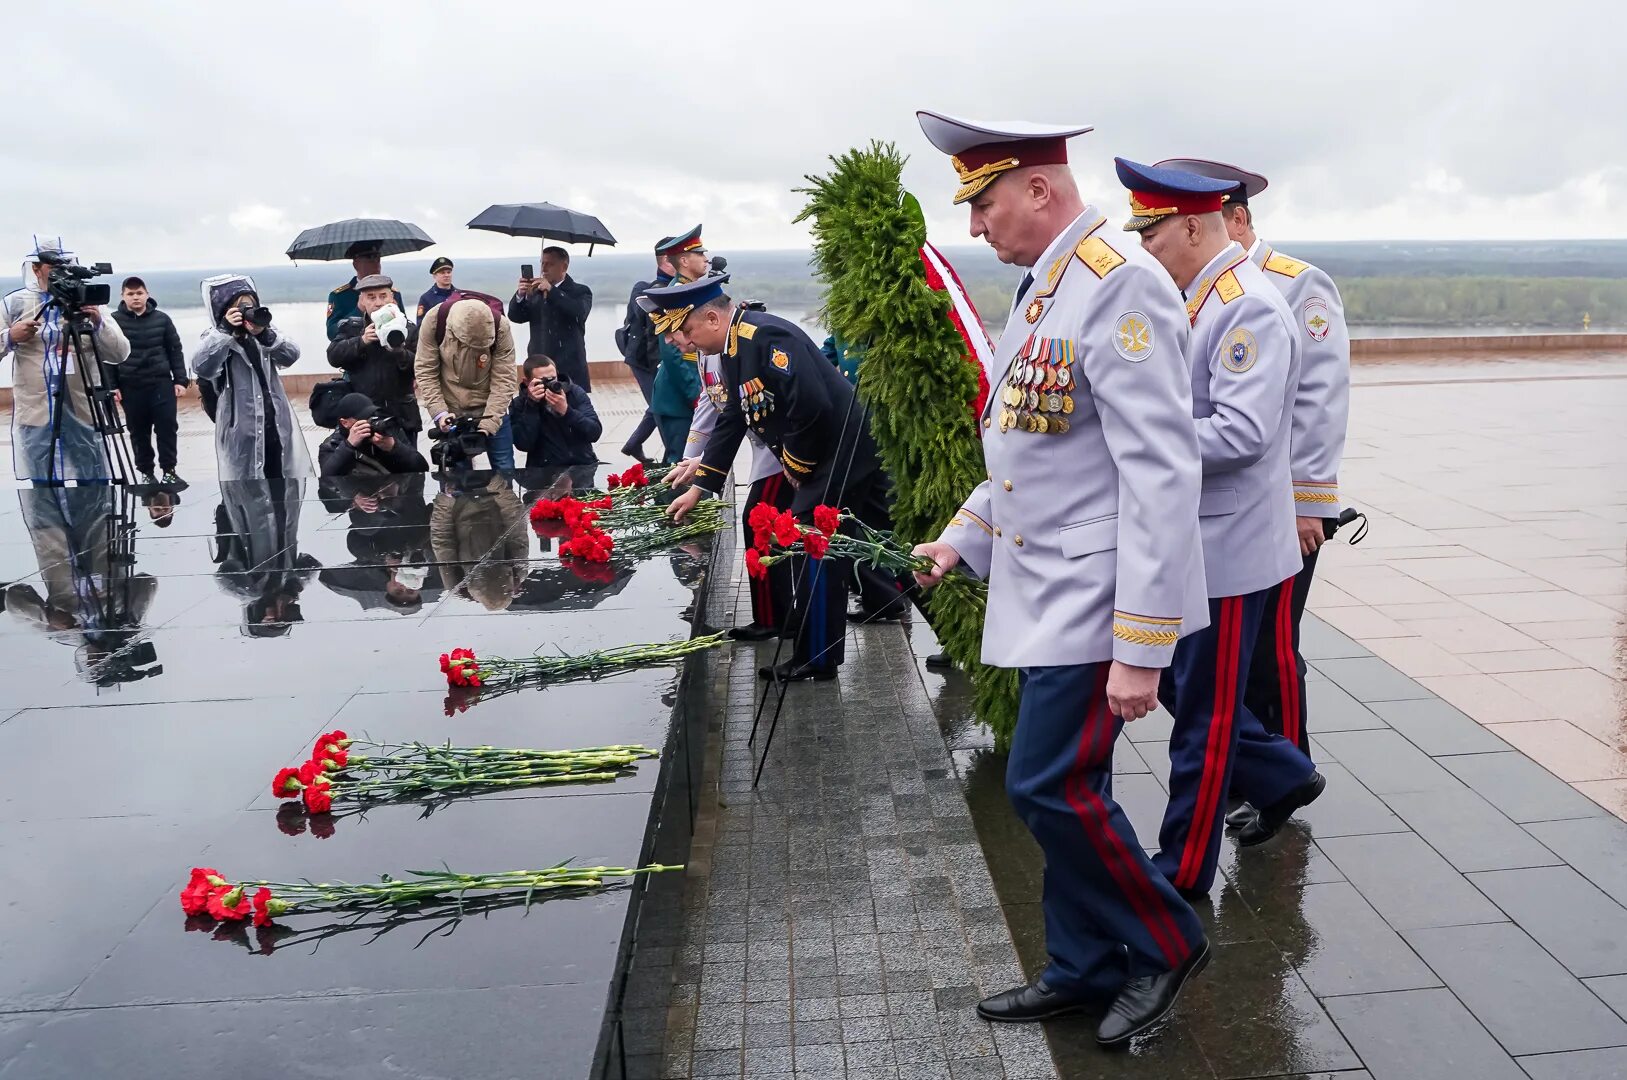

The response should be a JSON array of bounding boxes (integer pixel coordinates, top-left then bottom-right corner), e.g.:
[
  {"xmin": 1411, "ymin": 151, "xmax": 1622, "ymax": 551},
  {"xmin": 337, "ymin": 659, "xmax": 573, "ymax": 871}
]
[
  {"xmin": 1, "ymin": 241, "xmax": 130, "ymax": 484},
  {"xmin": 319, "ymin": 393, "xmax": 428, "ymax": 477},
  {"xmin": 414, "ymin": 296, "xmax": 517, "ymax": 471},
  {"xmin": 325, "ymin": 274, "xmax": 422, "ymax": 447},
  {"xmin": 509, "ymin": 354, "xmax": 601, "ymax": 469}
]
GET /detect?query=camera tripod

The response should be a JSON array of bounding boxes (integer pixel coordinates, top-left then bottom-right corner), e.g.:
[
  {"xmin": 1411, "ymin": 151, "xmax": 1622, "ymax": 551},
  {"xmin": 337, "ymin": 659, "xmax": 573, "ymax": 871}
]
[{"xmin": 39, "ymin": 300, "xmax": 137, "ymax": 487}]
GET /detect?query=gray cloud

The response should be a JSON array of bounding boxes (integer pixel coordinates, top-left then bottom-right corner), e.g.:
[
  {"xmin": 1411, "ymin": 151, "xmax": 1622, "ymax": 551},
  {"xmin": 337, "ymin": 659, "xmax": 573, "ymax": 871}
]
[{"xmin": 6, "ymin": 0, "xmax": 1619, "ymax": 271}]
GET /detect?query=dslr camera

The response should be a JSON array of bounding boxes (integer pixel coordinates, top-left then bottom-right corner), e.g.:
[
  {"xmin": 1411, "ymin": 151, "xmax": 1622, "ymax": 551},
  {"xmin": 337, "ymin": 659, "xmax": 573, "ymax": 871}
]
[
  {"xmin": 37, "ymin": 250, "xmax": 113, "ymax": 310},
  {"xmin": 428, "ymin": 415, "xmax": 489, "ymax": 470},
  {"xmin": 229, "ymin": 296, "xmax": 273, "ymax": 335},
  {"xmin": 366, "ymin": 414, "xmax": 400, "ymax": 440}
]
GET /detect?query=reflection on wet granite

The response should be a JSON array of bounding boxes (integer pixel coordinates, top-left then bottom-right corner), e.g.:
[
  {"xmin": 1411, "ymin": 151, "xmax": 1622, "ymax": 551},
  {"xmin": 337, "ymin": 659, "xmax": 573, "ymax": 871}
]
[{"xmin": 0, "ymin": 466, "xmax": 720, "ymax": 1077}]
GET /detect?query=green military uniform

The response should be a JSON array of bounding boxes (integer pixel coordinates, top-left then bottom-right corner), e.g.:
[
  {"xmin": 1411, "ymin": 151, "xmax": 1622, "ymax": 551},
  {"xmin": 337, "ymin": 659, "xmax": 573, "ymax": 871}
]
[{"xmin": 651, "ymin": 339, "xmax": 700, "ymax": 464}]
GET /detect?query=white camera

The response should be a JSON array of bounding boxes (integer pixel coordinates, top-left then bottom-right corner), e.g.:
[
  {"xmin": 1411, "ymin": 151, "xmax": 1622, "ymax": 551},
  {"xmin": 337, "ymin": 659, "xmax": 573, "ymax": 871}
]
[{"xmin": 371, "ymin": 303, "xmax": 412, "ymax": 349}]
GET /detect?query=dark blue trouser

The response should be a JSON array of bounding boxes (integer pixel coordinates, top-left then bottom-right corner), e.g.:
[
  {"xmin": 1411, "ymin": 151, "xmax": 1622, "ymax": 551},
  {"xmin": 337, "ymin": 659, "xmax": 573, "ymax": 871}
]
[
  {"xmin": 743, "ymin": 474, "xmax": 794, "ymax": 630},
  {"xmin": 624, "ymin": 364, "xmax": 658, "ymax": 452},
  {"xmin": 1155, "ymin": 591, "xmax": 1316, "ymax": 893},
  {"xmin": 1244, "ymin": 548, "xmax": 1321, "ymax": 758},
  {"xmin": 1009, "ymin": 664, "xmax": 1204, "ymax": 994}
]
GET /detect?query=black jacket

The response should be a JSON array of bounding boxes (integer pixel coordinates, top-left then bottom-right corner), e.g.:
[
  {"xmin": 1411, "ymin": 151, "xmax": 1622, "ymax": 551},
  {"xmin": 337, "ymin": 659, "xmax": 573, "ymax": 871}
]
[
  {"xmin": 325, "ymin": 318, "xmax": 423, "ymax": 432},
  {"xmin": 507, "ymin": 275, "xmax": 594, "ymax": 389},
  {"xmin": 508, "ymin": 380, "xmax": 602, "ymax": 468},
  {"xmin": 108, "ymin": 300, "xmax": 187, "ymax": 389},
  {"xmin": 616, "ymin": 277, "xmax": 663, "ymax": 373},
  {"xmin": 318, "ymin": 427, "xmax": 429, "ymax": 477}
]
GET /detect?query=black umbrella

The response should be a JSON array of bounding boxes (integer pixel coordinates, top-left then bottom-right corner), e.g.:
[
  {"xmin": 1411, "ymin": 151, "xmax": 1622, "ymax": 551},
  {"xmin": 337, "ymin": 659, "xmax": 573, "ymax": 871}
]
[
  {"xmin": 285, "ymin": 218, "xmax": 435, "ymax": 262},
  {"xmin": 467, "ymin": 203, "xmax": 617, "ymax": 254}
]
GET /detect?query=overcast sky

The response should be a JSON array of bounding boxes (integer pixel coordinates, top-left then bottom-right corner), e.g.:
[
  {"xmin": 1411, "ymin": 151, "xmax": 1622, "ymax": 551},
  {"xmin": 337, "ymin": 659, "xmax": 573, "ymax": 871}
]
[{"xmin": 9, "ymin": 0, "xmax": 1621, "ymax": 271}]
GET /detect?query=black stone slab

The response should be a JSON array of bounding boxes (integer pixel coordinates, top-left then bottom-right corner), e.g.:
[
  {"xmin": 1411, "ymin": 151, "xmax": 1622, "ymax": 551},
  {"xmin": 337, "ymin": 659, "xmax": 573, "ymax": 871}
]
[
  {"xmin": 1318, "ymin": 832, "xmax": 1506, "ymax": 930},
  {"xmin": 1437, "ymin": 751, "xmax": 1606, "ymax": 824},
  {"xmin": 1288, "ymin": 763, "xmax": 1408, "ymax": 839},
  {"xmin": 1325, "ymin": 988, "xmax": 1526, "ymax": 1080},
  {"xmin": 1300, "ymin": 617, "xmax": 1367, "ymax": 661},
  {"xmin": 1585, "ymin": 973, "xmax": 1627, "ymax": 1020},
  {"xmin": 1178, "ymin": 940, "xmax": 1361, "ymax": 1078},
  {"xmin": 1369, "ymin": 698, "xmax": 1511, "ymax": 757},
  {"xmin": 1220, "ymin": 828, "xmax": 1347, "ymax": 915},
  {"xmin": 1304, "ymin": 679, "xmax": 1390, "ymax": 732},
  {"xmin": 1312, "ymin": 656, "xmax": 1434, "ymax": 704},
  {"xmin": 1404, "ymin": 922, "xmax": 1627, "ymax": 1056},
  {"xmin": 1470, "ymin": 866, "xmax": 1627, "ymax": 978},
  {"xmin": 1381, "ymin": 788, "xmax": 1561, "ymax": 873},
  {"xmin": 1524, "ymin": 817, "xmax": 1627, "ymax": 908},
  {"xmin": 1313, "ymin": 731, "xmax": 1463, "ymax": 795},
  {"xmin": 1239, "ymin": 882, "xmax": 1440, "ymax": 998},
  {"xmin": 1517, "ymin": 1048, "xmax": 1627, "ymax": 1080},
  {"xmin": 0, "ymin": 984, "xmax": 602, "ymax": 1080}
]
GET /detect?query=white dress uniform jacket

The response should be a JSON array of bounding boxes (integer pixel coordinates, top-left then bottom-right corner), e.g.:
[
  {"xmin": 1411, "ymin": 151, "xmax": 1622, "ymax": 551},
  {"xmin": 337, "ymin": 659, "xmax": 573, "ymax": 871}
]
[
  {"xmin": 686, "ymin": 351, "xmax": 783, "ymax": 484},
  {"xmin": 1184, "ymin": 242, "xmax": 1302, "ymax": 598},
  {"xmin": 937, "ymin": 208, "xmax": 1209, "ymax": 670},
  {"xmin": 1250, "ymin": 241, "xmax": 1351, "ymax": 515}
]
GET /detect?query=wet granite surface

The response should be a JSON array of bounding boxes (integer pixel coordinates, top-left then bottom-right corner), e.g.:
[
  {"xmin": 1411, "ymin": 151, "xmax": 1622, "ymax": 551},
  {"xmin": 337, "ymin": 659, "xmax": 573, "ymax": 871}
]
[{"xmin": 0, "ymin": 467, "xmax": 718, "ymax": 1079}]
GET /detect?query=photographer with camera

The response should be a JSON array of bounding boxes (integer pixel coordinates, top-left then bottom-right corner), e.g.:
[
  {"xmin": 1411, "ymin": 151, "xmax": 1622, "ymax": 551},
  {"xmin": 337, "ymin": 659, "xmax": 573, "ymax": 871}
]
[
  {"xmin": 191, "ymin": 274, "xmax": 311, "ymax": 481},
  {"xmin": 509, "ymin": 246, "xmax": 593, "ymax": 390},
  {"xmin": 1, "ymin": 241, "xmax": 130, "ymax": 485},
  {"xmin": 319, "ymin": 393, "xmax": 428, "ymax": 477},
  {"xmin": 508, "ymin": 354, "xmax": 602, "ymax": 469},
  {"xmin": 325, "ymin": 274, "xmax": 422, "ymax": 447},
  {"xmin": 414, "ymin": 297, "xmax": 518, "ymax": 471}
]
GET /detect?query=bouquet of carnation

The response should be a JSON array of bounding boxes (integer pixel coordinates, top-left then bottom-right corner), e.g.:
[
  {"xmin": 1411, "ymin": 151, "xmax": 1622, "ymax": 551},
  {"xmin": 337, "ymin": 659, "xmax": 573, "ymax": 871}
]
[
  {"xmin": 530, "ymin": 493, "xmax": 728, "ymax": 561},
  {"xmin": 438, "ymin": 633, "xmax": 727, "ymax": 690}
]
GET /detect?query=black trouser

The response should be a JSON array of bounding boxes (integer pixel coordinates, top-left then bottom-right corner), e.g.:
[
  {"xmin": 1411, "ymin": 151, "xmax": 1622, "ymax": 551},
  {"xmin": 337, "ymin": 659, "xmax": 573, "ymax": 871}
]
[
  {"xmin": 1243, "ymin": 544, "xmax": 1322, "ymax": 759},
  {"xmin": 624, "ymin": 364, "xmax": 658, "ymax": 452},
  {"xmin": 743, "ymin": 473, "xmax": 795, "ymax": 630},
  {"xmin": 120, "ymin": 381, "xmax": 178, "ymax": 473},
  {"xmin": 789, "ymin": 472, "xmax": 918, "ymax": 672}
]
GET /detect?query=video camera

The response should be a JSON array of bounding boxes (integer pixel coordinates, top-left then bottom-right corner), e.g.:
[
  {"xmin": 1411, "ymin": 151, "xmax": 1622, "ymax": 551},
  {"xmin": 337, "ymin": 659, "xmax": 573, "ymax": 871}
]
[
  {"xmin": 370, "ymin": 303, "xmax": 412, "ymax": 349},
  {"xmin": 428, "ymin": 415, "xmax": 489, "ymax": 470},
  {"xmin": 36, "ymin": 249, "xmax": 113, "ymax": 310}
]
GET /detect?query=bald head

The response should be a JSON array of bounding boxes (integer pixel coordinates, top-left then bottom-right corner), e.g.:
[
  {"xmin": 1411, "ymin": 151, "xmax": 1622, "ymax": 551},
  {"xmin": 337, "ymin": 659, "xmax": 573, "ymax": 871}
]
[
  {"xmin": 1136, "ymin": 211, "xmax": 1231, "ymax": 290},
  {"xmin": 965, "ymin": 163, "xmax": 1087, "ymax": 267}
]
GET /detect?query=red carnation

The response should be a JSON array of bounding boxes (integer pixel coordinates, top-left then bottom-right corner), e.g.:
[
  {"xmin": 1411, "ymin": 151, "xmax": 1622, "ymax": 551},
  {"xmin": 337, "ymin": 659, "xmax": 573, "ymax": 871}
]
[
  {"xmin": 303, "ymin": 780, "xmax": 333, "ymax": 815},
  {"xmin": 747, "ymin": 502, "xmax": 780, "ymax": 533},
  {"xmin": 803, "ymin": 531, "xmax": 830, "ymax": 560},
  {"xmin": 813, "ymin": 505, "xmax": 841, "ymax": 536},
  {"xmin": 207, "ymin": 886, "xmax": 252, "ymax": 922},
  {"xmin": 272, "ymin": 767, "xmax": 303, "ymax": 799},
  {"xmin": 745, "ymin": 549, "xmax": 768, "ymax": 579},
  {"xmin": 773, "ymin": 512, "xmax": 801, "ymax": 548},
  {"xmin": 622, "ymin": 463, "xmax": 648, "ymax": 487},
  {"xmin": 250, "ymin": 887, "xmax": 278, "ymax": 927},
  {"xmin": 180, "ymin": 867, "xmax": 226, "ymax": 915},
  {"xmin": 753, "ymin": 528, "xmax": 771, "ymax": 555},
  {"xmin": 607, "ymin": 474, "xmax": 622, "ymax": 490},
  {"xmin": 296, "ymin": 760, "xmax": 324, "ymax": 786},
  {"xmin": 528, "ymin": 498, "xmax": 559, "ymax": 522},
  {"xmin": 586, "ymin": 496, "xmax": 613, "ymax": 510},
  {"xmin": 315, "ymin": 748, "xmax": 349, "ymax": 771}
]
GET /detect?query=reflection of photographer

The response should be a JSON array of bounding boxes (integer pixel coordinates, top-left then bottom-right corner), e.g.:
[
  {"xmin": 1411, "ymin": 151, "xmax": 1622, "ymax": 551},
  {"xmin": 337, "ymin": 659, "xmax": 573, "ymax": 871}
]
[
  {"xmin": 325, "ymin": 274, "xmax": 422, "ymax": 446},
  {"xmin": 191, "ymin": 274, "xmax": 311, "ymax": 481},
  {"xmin": 414, "ymin": 297, "xmax": 518, "ymax": 471},
  {"xmin": 319, "ymin": 393, "xmax": 428, "ymax": 477},
  {"xmin": 1, "ymin": 241, "xmax": 130, "ymax": 484},
  {"xmin": 509, "ymin": 355, "xmax": 601, "ymax": 469}
]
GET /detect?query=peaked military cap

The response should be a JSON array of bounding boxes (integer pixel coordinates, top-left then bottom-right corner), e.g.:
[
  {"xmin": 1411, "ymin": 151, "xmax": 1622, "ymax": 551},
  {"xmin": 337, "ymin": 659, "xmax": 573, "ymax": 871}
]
[
  {"xmin": 637, "ymin": 272, "xmax": 730, "ymax": 335},
  {"xmin": 1114, "ymin": 158, "xmax": 1238, "ymax": 232},
  {"xmin": 916, "ymin": 111, "xmax": 1095, "ymax": 204},
  {"xmin": 655, "ymin": 224, "xmax": 705, "ymax": 255},
  {"xmin": 1153, "ymin": 158, "xmax": 1270, "ymax": 206}
]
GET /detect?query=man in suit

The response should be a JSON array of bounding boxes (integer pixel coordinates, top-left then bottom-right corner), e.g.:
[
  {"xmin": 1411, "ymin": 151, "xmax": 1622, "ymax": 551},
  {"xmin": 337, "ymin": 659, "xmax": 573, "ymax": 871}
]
[
  {"xmin": 909, "ymin": 112, "xmax": 1211, "ymax": 1046},
  {"xmin": 1154, "ymin": 158, "xmax": 1352, "ymax": 799},
  {"xmin": 1116, "ymin": 158, "xmax": 1324, "ymax": 894},
  {"xmin": 509, "ymin": 246, "xmax": 594, "ymax": 389}
]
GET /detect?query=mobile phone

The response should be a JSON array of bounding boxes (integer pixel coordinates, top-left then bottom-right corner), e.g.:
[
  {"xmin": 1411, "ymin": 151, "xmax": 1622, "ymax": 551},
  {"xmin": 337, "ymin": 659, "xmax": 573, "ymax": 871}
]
[{"xmin": 521, "ymin": 264, "xmax": 534, "ymax": 280}]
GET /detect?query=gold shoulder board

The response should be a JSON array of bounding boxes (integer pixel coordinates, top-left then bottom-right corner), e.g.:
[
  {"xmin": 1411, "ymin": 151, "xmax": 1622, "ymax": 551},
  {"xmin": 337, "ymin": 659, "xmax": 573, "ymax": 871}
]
[
  {"xmin": 1075, "ymin": 236, "xmax": 1126, "ymax": 279},
  {"xmin": 736, "ymin": 322, "xmax": 758, "ymax": 340},
  {"xmin": 1216, "ymin": 270, "xmax": 1245, "ymax": 304},
  {"xmin": 1263, "ymin": 253, "xmax": 1310, "ymax": 278}
]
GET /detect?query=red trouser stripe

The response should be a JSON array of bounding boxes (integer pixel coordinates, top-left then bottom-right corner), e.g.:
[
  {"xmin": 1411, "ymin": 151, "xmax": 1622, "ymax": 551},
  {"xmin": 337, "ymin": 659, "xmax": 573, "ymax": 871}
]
[
  {"xmin": 1063, "ymin": 666, "xmax": 1188, "ymax": 970},
  {"xmin": 1177, "ymin": 596, "xmax": 1240, "ymax": 889},
  {"xmin": 1274, "ymin": 578, "xmax": 1300, "ymax": 747}
]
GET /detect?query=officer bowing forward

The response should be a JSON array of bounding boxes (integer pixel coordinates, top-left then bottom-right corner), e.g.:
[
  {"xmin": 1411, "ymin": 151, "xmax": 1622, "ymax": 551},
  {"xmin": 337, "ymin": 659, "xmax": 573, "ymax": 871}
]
[
  {"xmin": 911, "ymin": 111, "xmax": 1211, "ymax": 1046},
  {"xmin": 650, "ymin": 274, "xmax": 908, "ymax": 682},
  {"xmin": 1116, "ymin": 158, "xmax": 1326, "ymax": 896}
]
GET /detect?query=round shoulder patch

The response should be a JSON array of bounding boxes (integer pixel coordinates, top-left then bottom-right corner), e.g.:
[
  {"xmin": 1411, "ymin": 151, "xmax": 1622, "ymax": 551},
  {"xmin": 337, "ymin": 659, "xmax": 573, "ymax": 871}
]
[
  {"xmin": 1113, "ymin": 311, "xmax": 1154, "ymax": 362},
  {"xmin": 1221, "ymin": 327, "xmax": 1258, "ymax": 373},
  {"xmin": 1302, "ymin": 297, "xmax": 1331, "ymax": 342}
]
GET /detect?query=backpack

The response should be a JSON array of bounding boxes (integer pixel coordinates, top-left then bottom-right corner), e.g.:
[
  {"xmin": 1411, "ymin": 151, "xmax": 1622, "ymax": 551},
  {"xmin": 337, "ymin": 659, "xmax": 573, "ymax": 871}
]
[
  {"xmin": 617, "ymin": 282, "xmax": 661, "ymax": 373},
  {"xmin": 431, "ymin": 290, "xmax": 505, "ymax": 348}
]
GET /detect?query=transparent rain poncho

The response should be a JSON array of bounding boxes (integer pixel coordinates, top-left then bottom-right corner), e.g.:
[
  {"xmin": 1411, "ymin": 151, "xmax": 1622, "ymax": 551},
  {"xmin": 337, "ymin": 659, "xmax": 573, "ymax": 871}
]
[
  {"xmin": 190, "ymin": 274, "xmax": 312, "ymax": 481},
  {"xmin": 212, "ymin": 476, "xmax": 320, "ymax": 637},
  {"xmin": 1, "ymin": 242, "xmax": 130, "ymax": 483}
]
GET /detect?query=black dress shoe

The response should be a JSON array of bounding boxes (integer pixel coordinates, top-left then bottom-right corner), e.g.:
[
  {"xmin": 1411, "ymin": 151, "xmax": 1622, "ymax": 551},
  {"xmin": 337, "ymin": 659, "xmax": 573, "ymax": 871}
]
[
  {"xmin": 976, "ymin": 978, "xmax": 1100, "ymax": 1023},
  {"xmin": 758, "ymin": 661, "xmax": 836, "ymax": 683},
  {"xmin": 1097, "ymin": 938, "xmax": 1211, "ymax": 1046},
  {"xmin": 1236, "ymin": 772, "xmax": 1326, "ymax": 848},
  {"xmin": 727, "ymin": 622, "xmax": 779, "ymax": 642},
  {"xmin": 1175, "ymin": 885, "xmax": 1211, "ymax": 904},
  {"xmin": 924, "ymin": 651, "xmax": 953, "ymax": 671},
  {"xmin": 620, "ymin": 444, "xmax": 655, "ymax": 466},
  {"xmin": 1224, "ymin": 802, "xmax": 1259, "ymax": 831}
]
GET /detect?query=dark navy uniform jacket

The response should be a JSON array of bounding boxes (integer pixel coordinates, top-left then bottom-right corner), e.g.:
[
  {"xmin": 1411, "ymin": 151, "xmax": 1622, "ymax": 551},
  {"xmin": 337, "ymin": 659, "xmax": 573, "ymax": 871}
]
[{"xmin": 416, "ymin": 284, "xmax": 456, "ymax": 320}]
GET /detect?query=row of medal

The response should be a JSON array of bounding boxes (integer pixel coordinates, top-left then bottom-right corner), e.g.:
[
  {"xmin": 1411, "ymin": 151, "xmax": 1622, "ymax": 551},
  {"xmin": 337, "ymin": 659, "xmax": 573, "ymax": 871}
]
[
  {"xmin": 740, "ymin": 377, "xmax": 775, "ymax": 423},
  {"xmin": 997, "ymin": 335, "xmax": 1077, "ymax": 435}
]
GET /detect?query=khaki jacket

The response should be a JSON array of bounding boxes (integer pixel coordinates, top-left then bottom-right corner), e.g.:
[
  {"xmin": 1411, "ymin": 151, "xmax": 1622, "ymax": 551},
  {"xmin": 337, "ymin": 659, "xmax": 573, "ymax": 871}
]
[{"xmin": 414, "ymin": 300, "xmax": 518, "ymax": 436}]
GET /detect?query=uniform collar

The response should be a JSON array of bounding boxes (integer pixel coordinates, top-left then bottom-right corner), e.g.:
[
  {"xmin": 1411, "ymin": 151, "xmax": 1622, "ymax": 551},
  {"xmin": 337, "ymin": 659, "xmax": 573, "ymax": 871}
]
[
  {"xmin": 1247, "ymin": 237, "xmax": 1271, "ymax": 268},
  {"xmin": 1027, "ymin": 207, "xmax": 1094, "ymax": 273},
  {"xmin": 1183, "ymin": 241, "xmax": 1248, "ymax": 325}
]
